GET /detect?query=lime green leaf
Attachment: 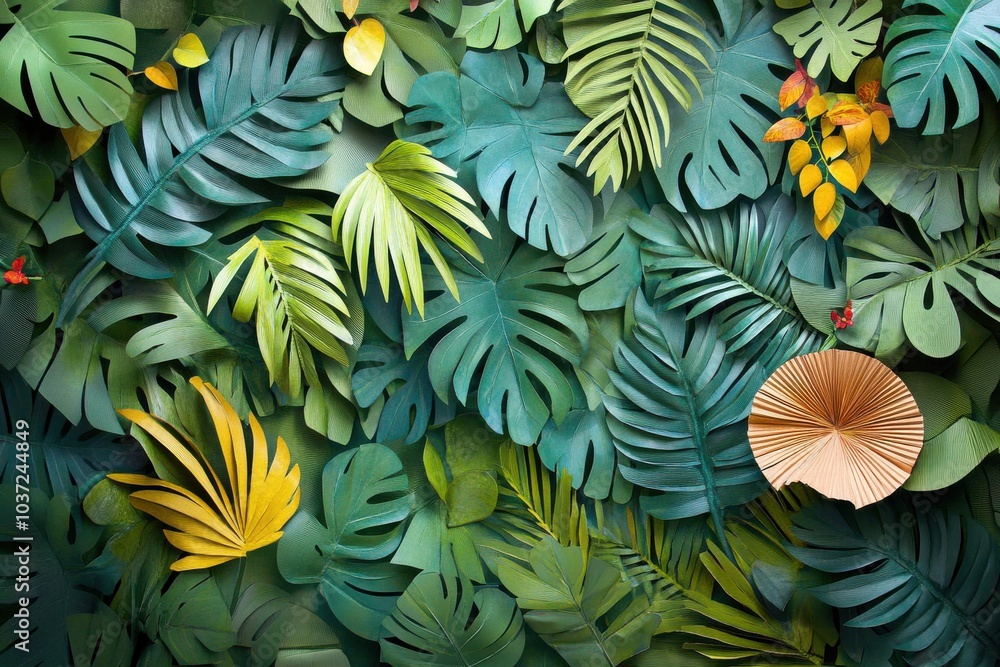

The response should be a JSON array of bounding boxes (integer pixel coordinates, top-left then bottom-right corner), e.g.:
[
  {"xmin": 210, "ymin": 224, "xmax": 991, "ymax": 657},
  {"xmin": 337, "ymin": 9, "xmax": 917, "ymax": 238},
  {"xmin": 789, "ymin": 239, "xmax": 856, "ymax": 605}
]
[
  {"xmin": 446, "ymin": 470, "xmax": 499, "ymax": 526},
  {"xmin": 423, "ymin": 440, "xmax": 449, "ymax": 501},
  {"xmin": 0, "ymin": 0, "xmax": 135, "ymax": 129},
  {"xmin": 773, "ymin": 0, "xmax": 882, "ymax": 81},
  {"xmin": 883, "ymin": 0, "xmax": 1000, "ymax": 133}
]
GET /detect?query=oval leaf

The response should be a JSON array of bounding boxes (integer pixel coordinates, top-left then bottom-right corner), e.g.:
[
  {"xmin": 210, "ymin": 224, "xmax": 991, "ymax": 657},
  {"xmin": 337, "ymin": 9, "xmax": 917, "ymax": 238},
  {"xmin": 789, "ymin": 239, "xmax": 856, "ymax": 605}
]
[
  {"xmin": 799, "ymin": 163, "xmax": 823, "ymax": 196},
  {"xmin": 764, "ymin": 117, "xmax": 806, "ymax": 142},
  {"xmin": 173, "ymin": 32, "xmax": 209, "ymax": 68},
  {"xmin": 344, "ymin": 18, "xmax": 386, "ymax": 76},
  {"xmin": 60, "ymin": 125, "xmax": 103, "ymax": 160},
  {"xmin": 145, "ymin": 61, "xmax": 178, "ymax": 91},
  {"xmin": 789, "ymin": 139, "xmax": 813, "ymax": 175}
]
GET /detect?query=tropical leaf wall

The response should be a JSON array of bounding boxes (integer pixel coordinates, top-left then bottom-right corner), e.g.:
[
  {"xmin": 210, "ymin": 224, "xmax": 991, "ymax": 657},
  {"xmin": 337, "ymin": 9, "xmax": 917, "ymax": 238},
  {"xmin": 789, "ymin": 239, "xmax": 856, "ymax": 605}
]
[{"xmin": 2, "ymin": 0, "xmax": 1000, "ymax": 665}]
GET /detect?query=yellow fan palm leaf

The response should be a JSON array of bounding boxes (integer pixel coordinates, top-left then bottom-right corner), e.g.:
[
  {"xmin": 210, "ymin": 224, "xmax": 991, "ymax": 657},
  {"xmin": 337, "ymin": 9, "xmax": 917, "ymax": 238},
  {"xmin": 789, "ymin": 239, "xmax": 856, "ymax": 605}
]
[{"xmin": 109, "ymin": 377, "xmax": 300, "ymax": 571}]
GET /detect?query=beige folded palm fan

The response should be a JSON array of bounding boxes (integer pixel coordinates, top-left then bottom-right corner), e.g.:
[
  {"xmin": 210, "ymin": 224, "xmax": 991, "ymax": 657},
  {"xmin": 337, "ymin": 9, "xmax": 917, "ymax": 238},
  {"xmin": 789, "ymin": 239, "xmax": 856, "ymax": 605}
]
[{"xmin": 748, "ymin": 349, "xmax": 924, "ymax": 508}]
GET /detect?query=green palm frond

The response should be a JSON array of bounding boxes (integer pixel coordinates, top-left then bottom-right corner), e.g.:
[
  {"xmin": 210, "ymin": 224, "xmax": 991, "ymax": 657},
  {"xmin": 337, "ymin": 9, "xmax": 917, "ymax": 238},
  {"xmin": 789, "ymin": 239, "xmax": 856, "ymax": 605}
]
[
  {"xmin": 559, "ymin": 0, "xmax": 710, "ymax": 192},
  {"xmin": 332, "ymin": 139, "xmax": 491, "ymax": 318},
  {"xmin": 207, "ymin": 201, "xmax": 357, "ymax": 399}
]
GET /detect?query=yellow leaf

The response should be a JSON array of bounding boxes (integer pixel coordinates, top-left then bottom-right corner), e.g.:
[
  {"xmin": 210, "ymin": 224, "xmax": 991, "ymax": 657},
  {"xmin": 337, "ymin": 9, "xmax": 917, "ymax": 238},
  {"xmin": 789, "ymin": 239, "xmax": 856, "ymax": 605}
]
[
  {"xmin": 343, "ymin": 0, "xmax": 359, "ymax": 18},
  {"xmin": 813, "ymin": 182, "xmax": 836, "ymax": 220},
  {"xmin": 61, "ymin": 125, "xmax": 102, "ymax": 160},
  {"xmin": 826, "ymin": 102, "xmax": 869, "ymax": 126},
  {"xmin": 763, "ymin": 117, "xmax": 806, "ymax": 143},
  {"xmin": 109, "ymin": 377, "xmax": 300, "ymax": 572},
  {"xmin": 821, "ymin": 116, "xmax": 835, "ymax": 138},
  {"xmin": 822, "ymin": 136, "xmax": 846, "ymax": 161},
  {"xmin": 855, "ymin": 57, "xmax": 883, "ymax": 92},
  {"xmin": 829, "ymin": 159, "xmax": 859, "ymax": 192},
  {"xmin": 788, "ymin": 140, "xmax": 812, "ymax": 175},
  {"xmin": 173, "ymin": 33, "xmax": 209, "ymax": 68},
  {"xmin": 344, "ymin": 18, "xmax": 385, "ymax": 76},
  {"xmin": 815, "ymin": 194, "xmax": 844, "ymax": 240},
  {"xmin": 843, "ymin": 117, "xmax": 873, "ymax": 155},
  {"xmin": 848, "ymin": 143, "xmax": 872, "ymax": 184},
  {"xmin": 806, "ymin": 94, "xmax": 827, "ymax": 119},
  {"xmin": 144, "ymin": 61, "xmax": 178, "ymax": 91},
  {"xmin": 871, "ymin": 110, "xmax": 890, "ymax": 144},
  {"xmin": 799, "ymin": 164, "xmax": 823, "ymax": 196}
]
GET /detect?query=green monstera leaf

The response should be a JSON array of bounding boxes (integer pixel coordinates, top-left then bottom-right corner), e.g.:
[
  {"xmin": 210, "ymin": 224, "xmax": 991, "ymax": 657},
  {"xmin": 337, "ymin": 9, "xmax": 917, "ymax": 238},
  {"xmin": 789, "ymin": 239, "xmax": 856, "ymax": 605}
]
[
  {"xmin": 883, "ymin": 0, "xmax": 1000, "ymax": 134},
  {"xmin": 773, "ymin": 0, "xmax": 882, "ymax": 81},
  {"xmin": 789, "ymin": 497, "xmax": 1000, "ymax": 667},
  {"xmin": 402, "ymin": 219, "xmax": 588, "ymax": 445},
  {"xmin": 62, "ymin": 23, "xmax": 345, "ymax": 325},
  {"xmin": 655, "ymin": 5, "xmax": 790, "ymax": 211},
  {"xmin": 277, "ymin": 444, "xmax": 415, "ymax": 642},
  {"xmin": 865, "ymin": 114, "xmax": 999, "ymax": 237},
  {"xmin": 143, "ymin": 573, "xmax": 236, "ymax": 665},
  {"xmin": 840, "ymin": 221, "xmax": 1000, "ymax": 359},
  {"xmin": 498, "ymin": 537, "xmax": 660, "ymax": 665},
  {"xmin": 456, "ymin": 0, "xmax": 554, "ymax": 49},
  {"xmin": 0, "ymin": 0, "xmax": 135, "ymax": 129},
  {"xmin": 379, "ymin": 573, "xmax": 526, "ymax": 666},
  {"xmin": 605, "ymin": 293, "xmax": 768, "ymax": 557},
  {"xmin": 405, "ymin": 49, "xmax": 594, "ymax": 257}
]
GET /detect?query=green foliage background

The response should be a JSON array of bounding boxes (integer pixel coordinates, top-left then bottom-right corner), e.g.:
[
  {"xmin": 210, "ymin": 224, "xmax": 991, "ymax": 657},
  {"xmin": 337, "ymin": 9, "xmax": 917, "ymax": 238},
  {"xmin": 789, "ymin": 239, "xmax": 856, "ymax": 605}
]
[{"xmin": 1, "ymin": 0, "xmax": 1000, "ymax": 665}]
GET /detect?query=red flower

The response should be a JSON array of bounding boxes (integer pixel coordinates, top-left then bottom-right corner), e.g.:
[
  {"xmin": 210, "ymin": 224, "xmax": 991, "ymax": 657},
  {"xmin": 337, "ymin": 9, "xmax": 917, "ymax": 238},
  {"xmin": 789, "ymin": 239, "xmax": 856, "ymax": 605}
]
[
  {"xmin": 831, "ymin": 300, "xmax": 854, "ymax": 330},
  {"xmin": 3, "ymin": 256, "xmax": 28, "ymax": 285}
]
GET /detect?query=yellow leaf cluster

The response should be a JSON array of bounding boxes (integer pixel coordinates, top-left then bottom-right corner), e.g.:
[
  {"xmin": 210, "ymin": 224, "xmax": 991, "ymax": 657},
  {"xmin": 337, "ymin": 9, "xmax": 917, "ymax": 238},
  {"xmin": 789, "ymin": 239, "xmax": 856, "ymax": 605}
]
[
  {"xmin": 109, "ymin": 377, "xmax": 300, "ymax": 571},
  {"xmin": 765, "ymin": 57, "xmax": 893, "ymax": 239}
]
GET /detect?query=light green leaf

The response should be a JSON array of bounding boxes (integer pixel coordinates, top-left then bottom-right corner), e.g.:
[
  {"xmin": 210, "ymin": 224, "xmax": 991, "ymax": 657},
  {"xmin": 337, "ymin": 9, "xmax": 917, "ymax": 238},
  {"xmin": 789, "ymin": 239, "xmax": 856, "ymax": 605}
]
[
  {"xmin": 446, "ymin": 470, "xmax": 499, "ymax": 526},
  {"xmin": 456, "ymin": 0, "xmax": 554, "ymax": 49},
  {"xmin": 0, "ymin": 0, "xmax": 135, "ymax": 129},
  {"xmin": 773, "ymin": 0, "xmax": 882, "ymax": 81}
]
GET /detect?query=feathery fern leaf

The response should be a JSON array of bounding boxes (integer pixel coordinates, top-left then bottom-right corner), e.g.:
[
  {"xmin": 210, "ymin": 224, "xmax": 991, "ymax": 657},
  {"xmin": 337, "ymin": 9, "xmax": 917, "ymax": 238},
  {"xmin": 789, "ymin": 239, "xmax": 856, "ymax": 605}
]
[{"xmin": 559, "ymin": 0, "xmax": 710, "ymax": 193}]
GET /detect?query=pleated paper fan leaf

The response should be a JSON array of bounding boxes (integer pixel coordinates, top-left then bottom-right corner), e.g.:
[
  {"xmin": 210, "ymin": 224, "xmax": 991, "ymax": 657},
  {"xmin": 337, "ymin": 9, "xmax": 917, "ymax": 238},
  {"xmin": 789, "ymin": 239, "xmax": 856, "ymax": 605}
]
[{"xmin": 748, "ymin": 349, "xmax": 923, "ymax": 508}]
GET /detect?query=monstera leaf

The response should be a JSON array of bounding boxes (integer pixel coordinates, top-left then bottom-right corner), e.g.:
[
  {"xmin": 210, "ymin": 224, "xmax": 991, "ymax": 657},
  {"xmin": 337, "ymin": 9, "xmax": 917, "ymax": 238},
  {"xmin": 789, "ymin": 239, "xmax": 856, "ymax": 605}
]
[
  {"xmin": 277, "ymin": 444, "xmax": 415, "ymax": 642},
  {"xmin": 605, "ymin": 294, "xmax": 767, "ymax": 557},
  {"xmin": 380, "ymin": 573, "xmax": 526, "ymax": 666},
  {"xmin": 840, "ymin": 222, "xmax": 1000, "ymax": 358},
  {"xmin": 773, "ymin": 0, "xmax": 882, "ymax": 81},
  {"xmin": 0, "ymin": 0, "xmax": 135, "ymax": 129},
  {"xmin": 456, "ymin": 0, "xmax": 553, "ymax": 49},
  {"xmin": 0, "ymin": 370, "xmax": 144, "ymax": 496},
  {"xmin": 402, "ymin": 220, "xmax": 588, "ymax": 445},
  {"xmin": 498, "ymin": 537, "xmax": 660, "ymax": 665},
  {"xmin": 790, "ymin": 498, "xmax": 1000, "ymax": 667},
  {"xmin": 883, "ymin": 0, "xmax": 1000, "ymax": 134},
  {"xmin": 405, "ymin": 49, "xmax": 593, "ymax": 257},
  {"xmin": 62, "ymin": 23, "xmax": 345, "ymax": 325},
  {"xmin": 559, "ymin": 0, "xmax": 711, "ymax": 193},
  {"xmin": 656, "ymin": 5, "xmax": 790, "ymax": 211},
  {"xmin": 143, "ymin": 572, "xmax": 236, "ymax": 665},
  {"xmin": 865, "ymin": 115, "xmax": 999, "ymax": 237},
  {"xmin": 633, "ymin": 202, "xmax": 822, "ymax": 359}
]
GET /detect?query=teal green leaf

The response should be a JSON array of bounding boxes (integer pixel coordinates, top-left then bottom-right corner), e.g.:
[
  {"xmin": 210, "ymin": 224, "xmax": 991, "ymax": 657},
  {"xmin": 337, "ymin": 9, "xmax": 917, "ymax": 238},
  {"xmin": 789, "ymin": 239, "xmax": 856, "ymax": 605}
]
[
  {"xmin": 0, "ymin": 0, "xmax": 135, "ymax": 129},
  {"xmin": 332, "ymin": 139, "xmax": 490, "ymax": 318},
  {"xmin": 498, "ymin": 537, "xmax": 660, "ymax": 665},
  {"xmin": 773, "ymin": 0, "xmax": 882, "ymax": 81},
  {"xmin": 208, "ymin": 202, "xmax": 356, "ymax": 399},
  {"xmin": 655, "ymin": 5, "xmax": 790, "ymax": 210},
  {"xmin": 402, "ymin": 220, "xmax": 588, "ymax": 445},
  {"xmin": 277, "ymin": 444, "xmax": 415, "ymax": 642},
  {"xmin": 605, "ymin": 293, "xmax": 767, "ymax": 556},
  {"xmin": 790, "ymin": 497, "xmax": 1000, "ymax": 666},
  {"xmin": 380, "ymin": 573, "xmax": 525, "ymax": 666},
  {"xmin": 559, "ymin": 0, "xmax": 711, "ymax": 193},
  {"xmin": 883, "ymin": 0, "xmax": 1000, "ymax": 134},
  {"xmin": 405, "ymin": 49, "xmax": 593, "ymax": 256},
  {"xmin": 840, "ymin": 222, "xmax": 1000, "ymax": 358},
  {"xmin": 1, "ymin": 155, "xmax": 54, "ymax": 220},
  {"xmin": 866, "ymin": 115, "xmax": 998, "ymax": 237},
  {"xmin": 144, "ymin": 572, "xmax": 236, "ymax": 665},
  {"xmin": 456, "ymin": 0, "xmax": 554, "ymax": 49},
  {"xmin": 633, "ymin": 202, "xmax": 822, "ymax": 358},
  {"xmin": 61, "ymin": 23, "xmax": 345, "ymax": 325},
  {"xmin": 538, "ymin": 406, "xmax": 615, "ymax": 500}
]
